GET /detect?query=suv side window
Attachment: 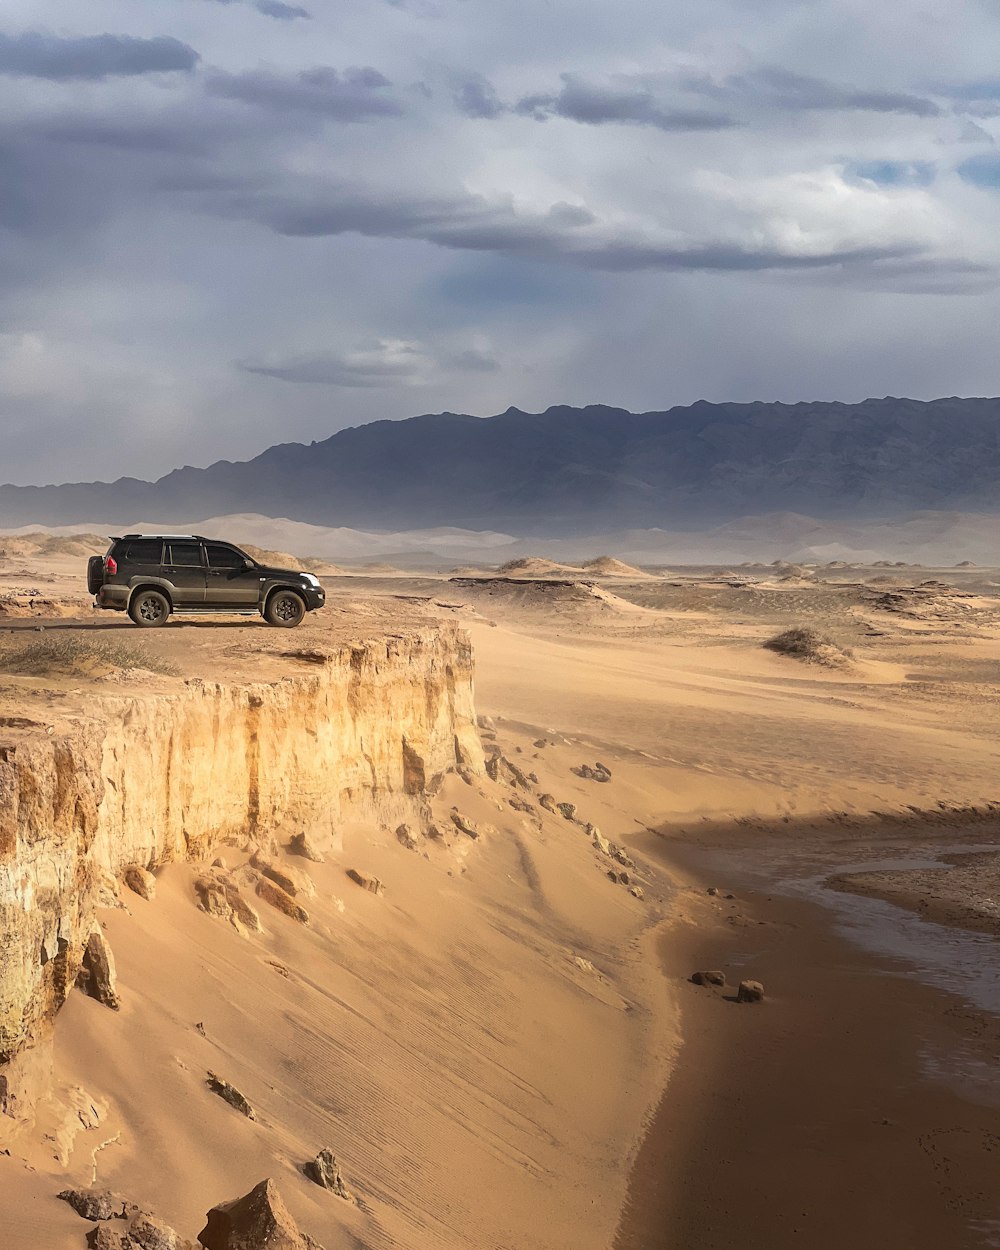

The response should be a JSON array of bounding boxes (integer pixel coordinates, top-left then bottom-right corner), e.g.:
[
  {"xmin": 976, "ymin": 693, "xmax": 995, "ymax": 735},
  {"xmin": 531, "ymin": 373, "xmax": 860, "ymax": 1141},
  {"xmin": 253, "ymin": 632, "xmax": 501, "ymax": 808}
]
[
  {"xmin": 206, "ymin": 544, "xmax": 246, "ymax": 569},
  {"xmin": 118, "ymin": 540, "xmax": 162, "ymax": 564},
  {"xmin": 166, "ymin": 542, "xmax": 204, "ymax": 567}
]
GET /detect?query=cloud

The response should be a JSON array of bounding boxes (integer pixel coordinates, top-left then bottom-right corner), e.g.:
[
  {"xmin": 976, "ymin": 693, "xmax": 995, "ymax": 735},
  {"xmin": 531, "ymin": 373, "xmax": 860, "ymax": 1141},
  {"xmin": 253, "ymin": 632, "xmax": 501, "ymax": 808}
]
[
  {"xmin": 445, "ymin": 346, "xmax": 500, "ymax": 372},
  {"xmin": 0, "ymin": 31, "xmax": 199, "ymax": 80},
  {"xmin": 453, "ymin": 76, "xmax": 505, "ymax": 119},
  {"xmin": 847, "ymin": 160, "xmax": 936, "ymax": 187},
  {"xmin": 515, "ymin": 74, "xmax": 736, "ymax": 132},
  {"xmin": 241, "ymin": 338, "xmax": 500, "ymax": 385},
  {"xmin": 958, "ymin": 154, "xmax": 1000, "ymax": 188},
  {"xmin": 241, "ymin": 340, "xmax": 432, "ymax": 386},
  {"xmin": 206, "ymin": 0, "xmax": 311, "ymax": 15},
  {"xmin": 229, "ymin": 173, "xmax": 941, "ymax": 277},
  {"xmin": 254, "ymin": 1, "xmax": 311, "ymax": 17},
  {"xmin": 206, "ymin": 65, "xmax": 402, "ymax": 118},
  {"xmin": 690, "ymin": 66, "xmax": 941, "ymax": 117}
]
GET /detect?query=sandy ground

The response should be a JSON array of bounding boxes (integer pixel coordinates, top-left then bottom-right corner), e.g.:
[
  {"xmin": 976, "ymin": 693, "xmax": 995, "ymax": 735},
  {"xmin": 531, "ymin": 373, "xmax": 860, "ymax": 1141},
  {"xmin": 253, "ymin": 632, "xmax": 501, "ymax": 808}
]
[{"xmin": 1, "ymin": 541, "xmax": 1000, "ymax": 1247}]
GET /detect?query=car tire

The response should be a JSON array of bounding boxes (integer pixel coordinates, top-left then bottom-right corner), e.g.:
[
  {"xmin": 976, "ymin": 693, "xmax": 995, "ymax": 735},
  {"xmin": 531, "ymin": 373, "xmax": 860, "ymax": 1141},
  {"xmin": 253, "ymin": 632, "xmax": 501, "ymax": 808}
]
[
  {"xmin": 264, "ymin": 589, "xmax": 306, "ymax": 628},
  {"xmin": 128, "ymin": 589, "xmax": 170, "ymax": 627}
]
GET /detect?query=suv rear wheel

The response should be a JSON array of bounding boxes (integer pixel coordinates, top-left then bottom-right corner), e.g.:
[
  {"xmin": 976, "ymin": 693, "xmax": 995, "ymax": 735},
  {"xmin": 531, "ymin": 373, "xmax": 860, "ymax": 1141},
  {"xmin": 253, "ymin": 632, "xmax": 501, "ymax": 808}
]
[
  {"xmin": 264, "ymin": 589, "xmax": 305, "ymax": 628},
  {"xmin": 129, "ymin": 589, "xmax": 170, "ymax": 627}
]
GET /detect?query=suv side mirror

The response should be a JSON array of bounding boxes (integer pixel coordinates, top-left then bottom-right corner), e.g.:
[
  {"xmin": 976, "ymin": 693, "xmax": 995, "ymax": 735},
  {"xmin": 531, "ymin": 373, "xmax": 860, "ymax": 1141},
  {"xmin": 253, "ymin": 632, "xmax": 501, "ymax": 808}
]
[{"xmin": 243, "ymin": 558, "xmax": 255, "ymax": 570}]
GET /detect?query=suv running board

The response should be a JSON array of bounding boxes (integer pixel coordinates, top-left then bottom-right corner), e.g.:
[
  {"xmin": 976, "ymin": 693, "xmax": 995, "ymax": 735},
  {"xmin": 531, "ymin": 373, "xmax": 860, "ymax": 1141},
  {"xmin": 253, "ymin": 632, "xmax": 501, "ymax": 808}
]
[{"xmin": 171, "ymin": 608, "xmax": 262, "ymax": 616}]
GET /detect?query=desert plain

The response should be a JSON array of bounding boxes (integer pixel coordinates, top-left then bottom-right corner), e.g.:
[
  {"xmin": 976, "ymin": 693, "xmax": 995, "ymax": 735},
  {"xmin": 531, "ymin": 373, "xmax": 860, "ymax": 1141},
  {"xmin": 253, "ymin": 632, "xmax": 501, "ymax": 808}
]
[{"xmin": 1, "ymin": 532, "xmax": 999, "ymax": 1248}]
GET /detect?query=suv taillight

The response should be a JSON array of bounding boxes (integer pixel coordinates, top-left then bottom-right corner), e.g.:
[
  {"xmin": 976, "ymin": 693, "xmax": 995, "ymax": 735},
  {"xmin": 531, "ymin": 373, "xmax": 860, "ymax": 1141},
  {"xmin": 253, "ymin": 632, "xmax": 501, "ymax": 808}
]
[{"xmin": 105, "ymin": 556, "xmax": 117, "ymax": 574}]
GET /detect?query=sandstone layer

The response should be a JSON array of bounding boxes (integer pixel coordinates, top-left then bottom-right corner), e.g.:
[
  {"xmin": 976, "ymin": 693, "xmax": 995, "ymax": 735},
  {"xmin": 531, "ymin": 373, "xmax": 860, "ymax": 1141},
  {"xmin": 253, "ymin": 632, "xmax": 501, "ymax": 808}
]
[{"xmin": 0, "ymin": 626, "xmax": 480, "ymax": 1085}]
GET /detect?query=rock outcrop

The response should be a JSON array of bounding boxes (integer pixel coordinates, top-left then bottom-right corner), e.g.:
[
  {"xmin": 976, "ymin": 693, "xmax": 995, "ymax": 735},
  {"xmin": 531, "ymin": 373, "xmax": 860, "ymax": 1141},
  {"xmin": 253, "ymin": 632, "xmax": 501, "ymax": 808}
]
[
  {"xmin": 304, "ymin": 1147, "xmax": 352, "ymax": 1199},
  {"xmin": 737, "ymin": 979, "xmax": 765, "ymax": 1003},
  {"xmin": 198, "ymin": 1178, "xmax": 323, "ymax": 1250},
  {"xmin": 76, "ymin": 927, "xmax": 120, "ymax": 1011},
  {"xmin": 0, "ymin": 627, "xmax": 480, "ymax": 1092}
]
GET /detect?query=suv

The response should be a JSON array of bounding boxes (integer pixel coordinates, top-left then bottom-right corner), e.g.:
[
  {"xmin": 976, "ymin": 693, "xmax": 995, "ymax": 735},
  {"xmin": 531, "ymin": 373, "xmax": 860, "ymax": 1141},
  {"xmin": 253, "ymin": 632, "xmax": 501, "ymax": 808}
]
[{"xmin": 88, "ymin": 534, "xmax": 325, "ymax": 628}]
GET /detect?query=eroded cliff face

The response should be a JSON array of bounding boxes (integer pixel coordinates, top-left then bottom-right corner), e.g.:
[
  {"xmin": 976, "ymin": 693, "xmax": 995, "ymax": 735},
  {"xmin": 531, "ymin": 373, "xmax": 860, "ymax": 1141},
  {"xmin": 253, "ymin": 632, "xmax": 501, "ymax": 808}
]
[{"xmin": 0, "ymin": 626, "xmax": 481, "ymax": 1079}]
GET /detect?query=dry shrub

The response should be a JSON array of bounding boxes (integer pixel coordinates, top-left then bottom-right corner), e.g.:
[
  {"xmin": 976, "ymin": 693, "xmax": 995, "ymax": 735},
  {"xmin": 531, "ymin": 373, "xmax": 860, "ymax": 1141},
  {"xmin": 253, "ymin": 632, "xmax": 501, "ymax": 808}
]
[
  {"xmin": 763, "ymin": 627, "xmax": 854, "ymax": 668},
  {"xmin": 0, "ymin": 634, "xmax": 178, "ymax": 677}
]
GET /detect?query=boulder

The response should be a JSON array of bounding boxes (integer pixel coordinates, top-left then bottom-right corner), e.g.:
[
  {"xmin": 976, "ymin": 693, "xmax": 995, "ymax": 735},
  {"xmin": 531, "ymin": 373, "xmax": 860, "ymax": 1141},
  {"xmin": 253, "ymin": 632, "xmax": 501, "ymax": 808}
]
[
  {"xmin": 250, "ymin": 853, "xmax": 314, "ymax": 899},
  {"xmin": 58, "ymin": 1188, "xmax": 125, "ymax": 1220},
  {"xmin": 206, "ymin": 1072, "xmax": 256, "ymax": 1120},
  {"xmin": 538, "ymin": 794, "xmax": 558, "ymax": 814},
  {"xmin": 556, "ymin": 802, "xmax": 577, "ymax": 822},
  {"xmin": 593, "ymin": 832, "xmax": 611, "ymax": 856},
  {"xmin": 194, "ymin": 878, "xmax": 261, "ymax": 936},
  {"xmin": 87, "ymin": 1229, "xmax": 134, "ymax": 1250},
  {"xmin": 254, "ymin": 877, "xmax": 309, "ymax": 924},
  {"xmin": 130, "ymin": 1213, "xmax": 183, "ymax": 1250},
  {"xmin": 485, "ymin": 753, "xmax": 532, "ymax": 790},
  {"xmin": 304, "ymin": 1148, "xmax": 352, "ymax": 1200},
  {"xmin": 737, "ymin": 979, "xmax": 765, "ymax": 1004},
  {"xmin": 395, "ymin": 823, "xmax": 420, "ymax": 851},
  {"xmin": 629, "ymin": 885, "xmax": 645, "ymax": 901},
  {"xmin": 76, "ymin": 927, "xmax": 120, "ymax": 1011},
  {"xmin": 288, "ymin": 833, "xmax": 324, "ymax": 863},
  {"xmin": 198, "ymin": 1178, "xmax": 324, "ymax": 1250},
  {"xmin": 450, "ymin": 810, "xmax": 495, "ymax": 839},
  {"xmin": 123, "ymin": 865, "xmax": 156, "ymax": 901},
  {"xmin": 691, "ymin": 970, "xmax": 726, "ymax": 987},
  {"xmin": 612, "ymin": 848, "xmax": 635, "ymax": 868},
  {"xmin": 346, "ymin": 869, "xmax": 385, "ymax": 896}
]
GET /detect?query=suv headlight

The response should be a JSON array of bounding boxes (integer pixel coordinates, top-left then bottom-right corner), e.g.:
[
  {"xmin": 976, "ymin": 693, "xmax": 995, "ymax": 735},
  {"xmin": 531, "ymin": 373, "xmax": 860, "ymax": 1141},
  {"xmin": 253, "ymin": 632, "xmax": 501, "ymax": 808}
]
[{"xmin": 301, "ymin": 573, "xmax": 321, "ymax": 587}]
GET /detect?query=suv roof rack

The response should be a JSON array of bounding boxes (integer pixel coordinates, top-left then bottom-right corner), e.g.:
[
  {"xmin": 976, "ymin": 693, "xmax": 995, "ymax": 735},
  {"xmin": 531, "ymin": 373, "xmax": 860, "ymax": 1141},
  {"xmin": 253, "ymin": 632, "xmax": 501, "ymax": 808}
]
[{"xmin": 117, "ymin": 532, "xmax": 206, "ymax": 540}]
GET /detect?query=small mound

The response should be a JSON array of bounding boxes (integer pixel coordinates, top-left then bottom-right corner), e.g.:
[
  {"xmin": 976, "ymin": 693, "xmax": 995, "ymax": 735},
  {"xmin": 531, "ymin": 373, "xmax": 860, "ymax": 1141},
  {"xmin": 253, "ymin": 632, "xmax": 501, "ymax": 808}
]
[
  {"xmin": 763, "ymin": 628, "xmax": 854, "ymax": 669},
  {"xmin": 581, "ymin": 556, "xmax": 653, "ymax": 578},
  {"xmin": 496, "ymin": 556, "xmax": 578, "ymax": 577}
]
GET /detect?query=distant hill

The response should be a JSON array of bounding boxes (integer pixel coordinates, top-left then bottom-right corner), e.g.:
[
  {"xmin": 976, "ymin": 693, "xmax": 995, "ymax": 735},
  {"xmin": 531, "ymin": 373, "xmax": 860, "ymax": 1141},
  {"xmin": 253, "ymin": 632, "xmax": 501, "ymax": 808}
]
[{"xmin": 2, "ymin": 397, "xmax": 1000, "ymax": 531}]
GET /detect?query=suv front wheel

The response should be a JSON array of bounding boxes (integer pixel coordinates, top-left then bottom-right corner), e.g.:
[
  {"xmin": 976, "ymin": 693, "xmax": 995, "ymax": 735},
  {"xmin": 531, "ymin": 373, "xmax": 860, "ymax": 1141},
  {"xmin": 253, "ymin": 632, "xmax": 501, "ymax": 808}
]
[
  {"xmin": 264, "ymin": 589, "xmax": 305, "ymax": 628},
  {"xmin": 129, "ymin": 589, "xmax": 170, "ymax": 627}
]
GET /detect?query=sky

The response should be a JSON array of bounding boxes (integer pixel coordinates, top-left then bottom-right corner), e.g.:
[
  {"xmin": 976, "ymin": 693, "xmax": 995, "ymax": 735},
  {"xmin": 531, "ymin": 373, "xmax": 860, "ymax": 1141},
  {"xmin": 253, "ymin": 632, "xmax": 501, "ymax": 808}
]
[{"xmin": 2, "ymin": 0, "xmax": 1000, "ymax": 484}]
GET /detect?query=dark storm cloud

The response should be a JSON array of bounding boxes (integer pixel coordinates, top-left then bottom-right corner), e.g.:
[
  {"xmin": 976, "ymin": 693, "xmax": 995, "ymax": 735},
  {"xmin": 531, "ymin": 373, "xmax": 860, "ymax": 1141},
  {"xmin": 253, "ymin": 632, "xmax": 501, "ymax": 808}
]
[
  {"xmin": 515, "ymin": 75, "xmax": 737, "ymax": 132},
  {"xmin": 254, "ymin": 1, "xmax": 311, "ymax": 18},
  {"xmin": 0, "ymin": 31, "xmax": 199, "ymax": 80},
  {"xmin": 206, "ymin": 0, "xmax": 311, "ymax": 16},
  {"xmin": 239, "ymin": 180, "xmax": 953, "ymax": 278},
  {"xmin": 206, "ymin": 65, "xmax": 402, "ymax": 118},
  {"xmin": 453, "ymin": 77, "xmax": 505, "ymax": 119},
  {"xmin": 689, "ymin": 66, "xmax": 941, "ymax": 117}
]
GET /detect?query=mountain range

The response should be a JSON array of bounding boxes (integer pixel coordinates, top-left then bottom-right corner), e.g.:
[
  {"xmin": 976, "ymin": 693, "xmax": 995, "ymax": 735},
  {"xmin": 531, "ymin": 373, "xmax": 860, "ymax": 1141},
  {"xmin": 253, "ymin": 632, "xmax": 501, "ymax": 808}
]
[{"xmin": 3, "ymin": 397, "xmax": 1000, "ymax": 532}]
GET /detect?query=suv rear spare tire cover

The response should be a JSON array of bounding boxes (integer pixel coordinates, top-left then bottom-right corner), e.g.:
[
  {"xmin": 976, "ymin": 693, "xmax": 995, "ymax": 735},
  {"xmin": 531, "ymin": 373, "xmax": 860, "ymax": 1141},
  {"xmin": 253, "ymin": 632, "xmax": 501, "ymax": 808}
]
[{"xmin": 87, "ymin": 556, "xmax": 104, "ymax": 596}]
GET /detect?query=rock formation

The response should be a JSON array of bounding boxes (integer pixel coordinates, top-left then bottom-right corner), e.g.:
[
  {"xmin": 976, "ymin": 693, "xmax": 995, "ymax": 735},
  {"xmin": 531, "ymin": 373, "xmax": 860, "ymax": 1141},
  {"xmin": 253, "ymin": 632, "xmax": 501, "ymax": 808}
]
[
  {"xmin": 0, "ymin": 626, "xmax": 481, "ymax": 1104},
  {"xmin": 304, "ymin": 1147, "xmax": 352, "ymax": 1199},
  {"xmin": 198, "ymin": 1178, "xmax": 323, "ymax": 1250}
]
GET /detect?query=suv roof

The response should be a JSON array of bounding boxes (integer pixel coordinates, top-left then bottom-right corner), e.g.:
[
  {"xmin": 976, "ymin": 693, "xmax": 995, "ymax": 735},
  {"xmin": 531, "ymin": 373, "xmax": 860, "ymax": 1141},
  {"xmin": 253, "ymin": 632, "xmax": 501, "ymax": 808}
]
[{"xmin": 111, "ymin": 533, "xmax": 209, "ymax": 541}]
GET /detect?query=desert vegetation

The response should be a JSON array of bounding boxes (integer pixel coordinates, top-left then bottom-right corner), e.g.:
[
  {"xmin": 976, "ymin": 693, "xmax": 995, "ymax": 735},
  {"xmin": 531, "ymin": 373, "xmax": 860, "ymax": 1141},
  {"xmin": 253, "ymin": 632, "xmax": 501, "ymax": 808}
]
[
  {"xmin": 0, "ymin": 633, "xmax": 177, "ymax": 677},
  {"xmin": 763, "ymin": 627, "xmax": 854, "ymax": 668}
]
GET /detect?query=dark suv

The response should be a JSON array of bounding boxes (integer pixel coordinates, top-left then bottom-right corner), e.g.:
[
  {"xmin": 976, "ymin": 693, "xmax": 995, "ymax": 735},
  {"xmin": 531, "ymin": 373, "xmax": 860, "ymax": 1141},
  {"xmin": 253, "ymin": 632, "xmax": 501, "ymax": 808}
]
[{"xmin": 88, "ymin": 534, "xmax": 325, "ymax": 628}]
